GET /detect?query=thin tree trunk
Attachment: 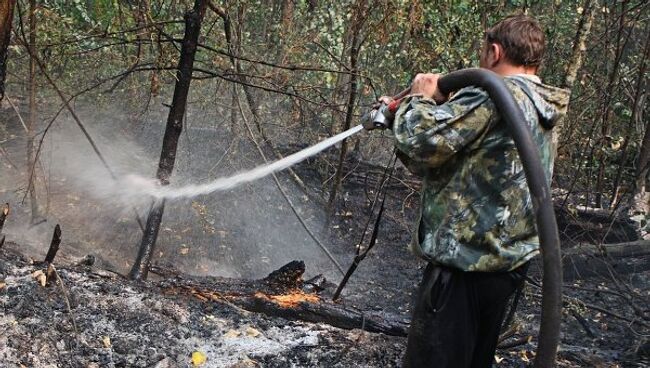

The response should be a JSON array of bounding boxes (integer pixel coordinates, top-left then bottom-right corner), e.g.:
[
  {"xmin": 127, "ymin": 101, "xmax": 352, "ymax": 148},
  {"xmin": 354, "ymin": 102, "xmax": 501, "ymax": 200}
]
[
  {"xmin": 632, "ymin": 100, "xmax": 650, "ymax": 218},
  {"xmin": 0, "ymin": 0, "xmax": 16, "ymax": 100},
  {"xmin": 27, "ymin": 0, "xmax": 38, "ymax": 222},
  {"xmin": 326, "ymin": 36, "xmax": 359, "ymax": 220},
  {"xmin": 595, "ymin": 0, "xmax": 634, "ymax": 208},
  {"xmin": 129, "ymin": 0, "xmax": 207, "ymax": 281},
  {"xmin": 630, "ymin": 29, "xmax": 650, "ymax": 218},
  {"xmin": 610, "ymin": 25, "xmax": 650, "ymax": 208},
  {"xmin": 326, "ymin": 0, "xmax": 367, "ymax": 220}
]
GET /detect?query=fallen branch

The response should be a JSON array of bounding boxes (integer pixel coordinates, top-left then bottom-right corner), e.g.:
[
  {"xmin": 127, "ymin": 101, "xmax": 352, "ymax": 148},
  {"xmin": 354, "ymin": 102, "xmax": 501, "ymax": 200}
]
[{"xmin": 559, "ymin": 241, "xmax": 650, "ymax": 280}]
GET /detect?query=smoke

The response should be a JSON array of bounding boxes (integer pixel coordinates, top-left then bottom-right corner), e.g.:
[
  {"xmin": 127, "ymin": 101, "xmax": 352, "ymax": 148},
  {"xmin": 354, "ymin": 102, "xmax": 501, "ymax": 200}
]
[{"xmin": 0, "ymin": 100, "xmax": 343, "ymax": 280}]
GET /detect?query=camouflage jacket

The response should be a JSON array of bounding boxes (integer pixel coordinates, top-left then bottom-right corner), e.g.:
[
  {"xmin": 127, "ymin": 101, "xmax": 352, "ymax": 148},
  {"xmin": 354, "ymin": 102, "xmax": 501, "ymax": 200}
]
[{"xmin": 393, "ymin": 74, "xmax": 570, "ymax": 272}]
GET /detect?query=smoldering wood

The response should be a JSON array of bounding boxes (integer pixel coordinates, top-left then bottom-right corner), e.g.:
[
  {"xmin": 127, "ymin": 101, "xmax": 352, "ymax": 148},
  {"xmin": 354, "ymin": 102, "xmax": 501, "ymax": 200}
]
[
  {"xmin": 44, "ymin": 224, "xmax": 61, "ymax": 264},
  {"xmin": 162, "ymin": 260, "xmax": 409, "ymax": 337}
]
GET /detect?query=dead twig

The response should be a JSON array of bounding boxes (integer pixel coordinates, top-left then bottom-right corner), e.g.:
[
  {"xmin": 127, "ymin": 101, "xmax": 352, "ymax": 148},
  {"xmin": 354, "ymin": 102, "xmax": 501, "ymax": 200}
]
[
  {"xmin": 187, "ymin": 288, "xmax": 250, "ymax": 317},
  {"xmin": 529, "ymin": 291, "xmax": 649, "ymax": 329}
]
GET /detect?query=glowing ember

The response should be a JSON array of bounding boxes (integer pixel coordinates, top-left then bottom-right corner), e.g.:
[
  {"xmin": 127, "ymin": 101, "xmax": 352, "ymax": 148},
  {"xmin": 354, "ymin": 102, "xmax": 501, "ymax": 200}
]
[{"xmin": 254, "ymin": 292, "xmax": 320, "ymax": 308}]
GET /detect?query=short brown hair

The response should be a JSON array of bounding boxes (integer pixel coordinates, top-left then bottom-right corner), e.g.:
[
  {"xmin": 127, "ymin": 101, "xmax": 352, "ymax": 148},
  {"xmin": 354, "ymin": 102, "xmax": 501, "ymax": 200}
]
[{"xmin": 486, "ymin": 15, "xmax": 545, "ymax": 67}]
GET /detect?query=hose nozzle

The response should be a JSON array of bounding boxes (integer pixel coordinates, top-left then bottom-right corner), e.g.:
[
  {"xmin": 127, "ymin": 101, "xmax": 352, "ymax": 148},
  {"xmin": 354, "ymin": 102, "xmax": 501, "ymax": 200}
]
[{"xmin": 362, "ymin": 103, "xmax": 394, "ymax": 130}]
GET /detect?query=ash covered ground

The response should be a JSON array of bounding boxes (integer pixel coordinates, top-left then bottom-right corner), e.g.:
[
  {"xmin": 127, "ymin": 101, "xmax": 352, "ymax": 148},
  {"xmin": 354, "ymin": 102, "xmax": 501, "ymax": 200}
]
[{"xmin": 0, "ymin": 237, "xmax": 648, "ymax": 367}]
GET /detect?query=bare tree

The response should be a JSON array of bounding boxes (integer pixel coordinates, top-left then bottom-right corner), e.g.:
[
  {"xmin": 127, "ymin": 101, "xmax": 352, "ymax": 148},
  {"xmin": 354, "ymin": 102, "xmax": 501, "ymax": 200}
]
[{"xmin": 129, "ymin": 0, "xmax": 207, "ymax": 281}]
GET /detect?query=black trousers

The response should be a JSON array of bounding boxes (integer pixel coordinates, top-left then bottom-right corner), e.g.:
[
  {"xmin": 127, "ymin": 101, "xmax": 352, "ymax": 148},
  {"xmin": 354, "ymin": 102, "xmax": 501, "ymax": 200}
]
[{"xmin": 403, "ymin": 263, "xmax": 528, "ymax": 368}]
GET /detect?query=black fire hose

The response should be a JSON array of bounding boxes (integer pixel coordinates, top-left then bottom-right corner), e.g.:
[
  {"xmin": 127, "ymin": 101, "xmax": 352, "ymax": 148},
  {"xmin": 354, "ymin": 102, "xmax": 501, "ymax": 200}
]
[{"xmin": 438, "ymin": 68, "xmax": 562, "ymax": 368}]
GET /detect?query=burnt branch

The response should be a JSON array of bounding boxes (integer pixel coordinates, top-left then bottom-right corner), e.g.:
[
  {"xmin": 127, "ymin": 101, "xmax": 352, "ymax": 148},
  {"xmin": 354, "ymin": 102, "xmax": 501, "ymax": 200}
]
[{"xmin": 43, "ymin": 224, "xmax": 61, "ymax": 264}]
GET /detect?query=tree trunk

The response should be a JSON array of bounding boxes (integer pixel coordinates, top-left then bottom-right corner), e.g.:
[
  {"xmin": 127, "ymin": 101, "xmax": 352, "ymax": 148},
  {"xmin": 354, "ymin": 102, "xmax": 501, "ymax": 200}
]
[
  {"xmin": 632, "ymin": 111, "xmax": 650, "ymax": 226},
  {"xmin": 275, "ymin": 0, "xmax": 294, "ymax": 63},
  {"xmin": 26, "ymin": 0, "xmax": 38, "ymax": 222},
  {"xmin": 0, "ymin": 0, "xmax": 16, "ymax": 100},
  {"xmin": 129, "ymin": 0, "xmax": 207, "ymax": 281},
  {"xmin": 562, "ymin": 0, "xmax": 596, "ymax": 91}
]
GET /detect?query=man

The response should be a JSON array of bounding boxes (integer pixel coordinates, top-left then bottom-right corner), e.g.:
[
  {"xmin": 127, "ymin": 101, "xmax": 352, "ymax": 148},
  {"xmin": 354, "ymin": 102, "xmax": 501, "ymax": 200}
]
[{"xmin": 380, "ymin": 15, "xmax": 570, "ymax": 367}]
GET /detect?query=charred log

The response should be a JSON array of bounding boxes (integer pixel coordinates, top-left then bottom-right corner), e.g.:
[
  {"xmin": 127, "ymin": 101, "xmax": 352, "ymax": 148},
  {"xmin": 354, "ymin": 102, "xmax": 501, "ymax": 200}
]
[
  {"xmin": 555, "ymin": 204, "xmax": 639, "ymax": 245},
  {"xmin": 162, "ymin": 261, "xmax": 409, "ymax": 337},
  {"xmin": 232, "ymin": 293, "xmax": 409, "ymax": 337}
]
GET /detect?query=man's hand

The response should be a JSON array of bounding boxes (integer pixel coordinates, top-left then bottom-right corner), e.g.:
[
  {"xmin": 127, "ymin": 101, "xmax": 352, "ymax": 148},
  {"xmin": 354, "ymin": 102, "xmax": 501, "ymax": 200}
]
[{"xmin": 410, "ymin": 73, "xmax": 449, "ymax": 103}]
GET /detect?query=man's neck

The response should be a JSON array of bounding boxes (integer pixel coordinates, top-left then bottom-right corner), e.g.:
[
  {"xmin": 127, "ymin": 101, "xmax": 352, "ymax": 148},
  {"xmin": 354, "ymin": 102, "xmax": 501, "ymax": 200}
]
[{"xmin": 489, "ymin": 63, "xmax": 538, "ymax": 77}]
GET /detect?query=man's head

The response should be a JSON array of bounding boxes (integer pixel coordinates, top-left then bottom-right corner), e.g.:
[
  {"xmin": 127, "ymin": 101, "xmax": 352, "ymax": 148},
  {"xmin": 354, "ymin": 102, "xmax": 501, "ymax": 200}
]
[{"xmin": 479, "ymin": 15, "xmax": 545, "ymax": 76}]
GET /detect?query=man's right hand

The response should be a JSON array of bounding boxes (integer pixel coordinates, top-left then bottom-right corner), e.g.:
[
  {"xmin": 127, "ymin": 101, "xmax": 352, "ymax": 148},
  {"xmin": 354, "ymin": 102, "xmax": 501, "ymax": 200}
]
[{"xmin": 411, "ymin": 73, "xmax": 449, "ymax": 104}]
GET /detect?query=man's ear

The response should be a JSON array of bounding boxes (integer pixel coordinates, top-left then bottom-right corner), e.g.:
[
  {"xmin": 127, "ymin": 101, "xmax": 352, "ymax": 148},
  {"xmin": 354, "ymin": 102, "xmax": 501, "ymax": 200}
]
[{"xmin": 489, "ymin": 43, "xmax": 502, "ymax": 68}]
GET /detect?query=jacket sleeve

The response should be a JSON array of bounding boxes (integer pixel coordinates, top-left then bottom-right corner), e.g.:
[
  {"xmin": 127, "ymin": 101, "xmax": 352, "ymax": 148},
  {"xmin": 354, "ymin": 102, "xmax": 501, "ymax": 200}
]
[{"xmin": 392, "ymin": 87, "xmax": 496, "ymax": 172}]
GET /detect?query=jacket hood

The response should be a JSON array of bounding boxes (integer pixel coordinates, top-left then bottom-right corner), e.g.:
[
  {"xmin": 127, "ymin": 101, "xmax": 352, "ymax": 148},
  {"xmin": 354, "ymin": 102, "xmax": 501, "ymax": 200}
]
[{"xmin": 507, "ymin": 75, "xmax": 571, "ymax": 130}]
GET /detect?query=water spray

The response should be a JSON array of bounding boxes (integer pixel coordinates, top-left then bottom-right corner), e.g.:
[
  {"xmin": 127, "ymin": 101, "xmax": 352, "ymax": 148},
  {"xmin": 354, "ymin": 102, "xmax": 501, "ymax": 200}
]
[{"xmin": 122, "ymin": 125, "xmax": 365, "ymax": 200}]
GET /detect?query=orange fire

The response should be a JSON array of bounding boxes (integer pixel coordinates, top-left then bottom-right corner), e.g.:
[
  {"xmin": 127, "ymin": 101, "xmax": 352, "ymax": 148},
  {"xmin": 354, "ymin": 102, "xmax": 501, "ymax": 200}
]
[{"xmin": 254, "ymin": 291, "xmax": 320, "ymax": 308}]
